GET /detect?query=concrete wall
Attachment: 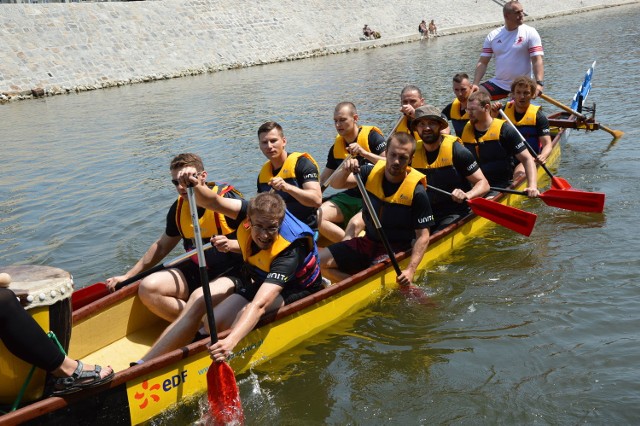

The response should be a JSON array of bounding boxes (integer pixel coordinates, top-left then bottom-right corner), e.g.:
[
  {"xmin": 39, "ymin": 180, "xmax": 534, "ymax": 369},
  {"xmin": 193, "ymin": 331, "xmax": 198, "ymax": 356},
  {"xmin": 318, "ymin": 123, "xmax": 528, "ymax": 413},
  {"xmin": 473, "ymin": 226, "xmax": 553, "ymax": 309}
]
[{"xmin": 0, "ymin": 0, "xmax": 637, "ymax": 101}]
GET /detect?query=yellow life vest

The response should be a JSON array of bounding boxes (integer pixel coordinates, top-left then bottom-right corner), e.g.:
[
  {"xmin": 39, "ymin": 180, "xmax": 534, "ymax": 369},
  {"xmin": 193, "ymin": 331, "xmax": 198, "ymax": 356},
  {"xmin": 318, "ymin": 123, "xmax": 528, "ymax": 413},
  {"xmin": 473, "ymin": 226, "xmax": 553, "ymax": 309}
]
[
  {"xmin": 257, "ymin": 152, "xmax": 319, "ymax": 184},
  {"xmin": 332, "ymin": 125, "xmax": 383, "ymax": 159},
  {"xmin": 394, "ymin": 115, "xmax": 421, "ymax": 141},
  {"xmin": 461, "ymin": 118, "xmax": 504, "ymax": 145},
  {"xmin": 412, "ymin": 135, "xmax": 460, "ymax": 170},
  {"xmin": 365, "ymin": 161, "xmax": 426, "ymax": 207},
  {"xmin": 176, "ymin": 183, "xmax": 237, "ymax": 238},
  {"xmin": 450, "ymin": 99, "xmax": 469, "ymax": 120},
  {"xmin": 504, "ymin": 102, "xmax": 539, "ymax": 126}
]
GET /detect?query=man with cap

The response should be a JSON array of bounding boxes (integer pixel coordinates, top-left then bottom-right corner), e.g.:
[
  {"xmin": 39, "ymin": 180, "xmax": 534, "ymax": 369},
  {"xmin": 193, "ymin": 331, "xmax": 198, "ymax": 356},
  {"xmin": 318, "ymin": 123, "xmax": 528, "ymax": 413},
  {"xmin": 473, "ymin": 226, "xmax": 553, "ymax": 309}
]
[{"xmin": 411, "ymin": 105, "xmax": 490, "ymax": 232}]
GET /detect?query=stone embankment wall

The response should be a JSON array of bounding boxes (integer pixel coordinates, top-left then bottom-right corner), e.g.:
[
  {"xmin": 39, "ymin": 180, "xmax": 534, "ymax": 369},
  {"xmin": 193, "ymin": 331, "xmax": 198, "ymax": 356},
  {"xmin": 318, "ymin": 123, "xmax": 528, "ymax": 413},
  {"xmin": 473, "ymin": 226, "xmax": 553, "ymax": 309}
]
[{"xmin": 0, "ymin": 0, "xmax": 636, "ymax": 101}]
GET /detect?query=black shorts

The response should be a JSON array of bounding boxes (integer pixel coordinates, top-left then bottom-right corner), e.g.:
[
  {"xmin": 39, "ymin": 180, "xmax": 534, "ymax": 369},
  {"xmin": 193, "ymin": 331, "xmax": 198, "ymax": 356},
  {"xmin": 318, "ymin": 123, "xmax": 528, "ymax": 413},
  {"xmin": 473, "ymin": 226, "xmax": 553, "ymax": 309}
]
[
  {"xmin": 174, "ymin": 252, "xmax": 243, "ymax": 294},
  {"xmin": 328, "ymin": 236, "xmax": 411, "ymax": 275},
  {"xmin": 481, "ymin": 80, "xmax": 511, "ymax": 100},
  {"xmin": 229, "ymin": 274, "xmax": 323, "ymax": 305}
]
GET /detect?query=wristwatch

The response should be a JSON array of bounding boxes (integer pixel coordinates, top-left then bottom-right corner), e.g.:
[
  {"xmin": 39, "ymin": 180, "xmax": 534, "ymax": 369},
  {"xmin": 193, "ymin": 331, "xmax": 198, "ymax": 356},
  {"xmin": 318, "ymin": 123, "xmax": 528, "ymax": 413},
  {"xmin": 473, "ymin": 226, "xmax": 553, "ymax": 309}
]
[{"xmin": 536, "ymin": 80, "xmax": 544, "ymax": 86}]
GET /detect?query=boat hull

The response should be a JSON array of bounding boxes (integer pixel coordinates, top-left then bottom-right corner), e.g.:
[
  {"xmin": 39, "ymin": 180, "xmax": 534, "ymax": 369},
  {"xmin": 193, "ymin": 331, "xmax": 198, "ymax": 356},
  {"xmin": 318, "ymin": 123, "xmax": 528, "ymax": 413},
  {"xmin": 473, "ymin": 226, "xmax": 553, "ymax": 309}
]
[{"xmin": 2, "ymin": 127, "xmax": 567, "ymax": 425}]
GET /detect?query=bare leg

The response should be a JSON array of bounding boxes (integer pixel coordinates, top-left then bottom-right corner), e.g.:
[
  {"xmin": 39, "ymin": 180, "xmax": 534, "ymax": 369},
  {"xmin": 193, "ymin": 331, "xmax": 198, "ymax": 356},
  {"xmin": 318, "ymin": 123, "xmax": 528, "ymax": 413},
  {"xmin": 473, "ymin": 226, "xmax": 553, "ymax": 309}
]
[
  {"xmin": 319, "ymin": 247, "xmax": 350, "ymax": 283},
  {"xmin": 343, "ymin": 211, "xmax": 364, "ymax": 240},
  {"xmin": 138, "ymin": 269, "xmax": 190, "ymax": 322},
  {"xmin": 318, "ymin": 201, "xmax": 346, "ymax": 243},
  {"xmin": 141, "ymin": 277, "xmax": 235, "ymax": 361}
]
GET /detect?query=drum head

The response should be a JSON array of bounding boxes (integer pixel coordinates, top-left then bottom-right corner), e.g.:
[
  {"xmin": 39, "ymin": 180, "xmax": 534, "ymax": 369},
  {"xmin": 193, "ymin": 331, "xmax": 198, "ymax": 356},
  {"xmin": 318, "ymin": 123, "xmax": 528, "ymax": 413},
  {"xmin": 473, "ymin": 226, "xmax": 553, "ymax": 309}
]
[{"xmin": 0, "ymin": 265, "xmax": 73, "ymax": 309}]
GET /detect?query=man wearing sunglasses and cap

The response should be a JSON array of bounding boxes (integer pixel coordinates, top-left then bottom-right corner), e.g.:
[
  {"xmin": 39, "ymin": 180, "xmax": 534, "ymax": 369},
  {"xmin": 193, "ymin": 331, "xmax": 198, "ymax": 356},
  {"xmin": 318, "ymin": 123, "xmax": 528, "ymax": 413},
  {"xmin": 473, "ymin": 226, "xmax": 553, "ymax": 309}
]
[
  {"xmin": 106, "ymin": 153, "xmax": 244, "ymax": 323},
  {"xmin": 411, "ymin": 105, "xmax": 490, "ymax": 232}
]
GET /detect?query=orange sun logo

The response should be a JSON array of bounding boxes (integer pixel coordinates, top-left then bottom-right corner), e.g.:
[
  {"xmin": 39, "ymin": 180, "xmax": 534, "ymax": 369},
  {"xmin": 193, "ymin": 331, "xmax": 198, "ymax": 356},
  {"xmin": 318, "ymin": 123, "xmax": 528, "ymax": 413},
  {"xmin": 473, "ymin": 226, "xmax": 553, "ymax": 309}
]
[{"xmin": 134, "ymin": 380, "xmax": 161, "ymax": 409}]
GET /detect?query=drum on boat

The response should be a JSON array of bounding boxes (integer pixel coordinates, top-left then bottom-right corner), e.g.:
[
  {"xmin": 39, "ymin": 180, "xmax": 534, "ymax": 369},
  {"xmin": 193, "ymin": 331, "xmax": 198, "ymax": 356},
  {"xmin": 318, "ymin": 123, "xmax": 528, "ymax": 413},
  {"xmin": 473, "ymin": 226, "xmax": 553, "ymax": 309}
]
[{"xmin": 0, "ymin": 265, "xmax": 74, "ymax": 404}]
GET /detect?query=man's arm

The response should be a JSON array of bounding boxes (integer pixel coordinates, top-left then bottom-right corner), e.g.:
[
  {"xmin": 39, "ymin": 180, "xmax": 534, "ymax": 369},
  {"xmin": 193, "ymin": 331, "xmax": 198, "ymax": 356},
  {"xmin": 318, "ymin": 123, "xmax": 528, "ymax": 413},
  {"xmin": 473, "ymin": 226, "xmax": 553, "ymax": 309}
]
[
  {"xmin": 461, "ymin": 169, "xmax": 490, "ymax": 201},
  {"xmin": 269, "ymin": 157, "xmax": 322, "ymax": 208},
  {"xmin": 105, "ymin": 232, "xmax": 180, "ymax": 290},
  {"xmin": 531, "ymin": 55, "xmax": 544, "ymax": 96},
  {"xmin": 329, "ymin": 157, "xmax": 360, "ymax": 189},
  {"xmin": 515, "ymin": 149, "xmax": 540, "ymax": 197},
  {"xmin": 209, "ymin": 282, "xmax": 283, "ymax": 359},
  {"xmin": 397, "ymin": 228, "xmax": 430, "ymax": 286},
  {"xmin": 472, "ymin": 56, "xmax": 491, "ymax": 89},
  {"xmin": 178, "ymin": 168, "xmax": 243, "ymax": 219}
]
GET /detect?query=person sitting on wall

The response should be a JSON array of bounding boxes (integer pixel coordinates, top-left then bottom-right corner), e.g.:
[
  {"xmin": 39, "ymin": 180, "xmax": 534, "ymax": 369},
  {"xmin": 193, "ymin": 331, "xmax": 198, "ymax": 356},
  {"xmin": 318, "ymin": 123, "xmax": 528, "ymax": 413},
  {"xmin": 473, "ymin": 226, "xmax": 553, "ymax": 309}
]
[
  {"xmin": 419, "ymin": 20, "xmax": 428, "ymax": 39},
  {"xmin": 363, "ymin": 24, "xmax": 375, "ymax": 40},
  {"xmin": 429, "ymin": 20, "xmax": 438, "ymax": 37}
]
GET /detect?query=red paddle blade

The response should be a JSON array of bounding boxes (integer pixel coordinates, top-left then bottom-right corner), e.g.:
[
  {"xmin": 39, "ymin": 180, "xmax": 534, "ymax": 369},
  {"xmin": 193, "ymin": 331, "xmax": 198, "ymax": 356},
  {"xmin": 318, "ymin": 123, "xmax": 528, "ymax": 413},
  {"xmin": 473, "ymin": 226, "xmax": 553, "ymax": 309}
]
[
  {"xmin": 468, "ymin": 198, "xmax": 537, "ymax": 237},
  {"xmin": 71, "ymin": 283, "xmax": 109, "ymax": 310},
  {"xmin": 207, "ymin": 361, "xmax": 244, "ymax": 425},
  {"xmin": 550, "ymin": 176, "xmax": 572, "ymax": 190},
  {"xmin": 540, "ymin": 189, "xmax": 605, "ymax": 213},
  {"xmin": 398, "ymin": 284, "xmax": 436, "ymax": 306}
]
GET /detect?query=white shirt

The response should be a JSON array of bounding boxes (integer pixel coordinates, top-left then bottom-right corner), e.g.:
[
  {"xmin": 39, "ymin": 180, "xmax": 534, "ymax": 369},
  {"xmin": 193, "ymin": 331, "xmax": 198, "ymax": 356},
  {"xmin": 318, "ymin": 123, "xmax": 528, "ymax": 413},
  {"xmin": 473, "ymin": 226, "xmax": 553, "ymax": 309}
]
[{"xmin": 481, "ymin": 24, "xmax": 543, "ymax": 90}]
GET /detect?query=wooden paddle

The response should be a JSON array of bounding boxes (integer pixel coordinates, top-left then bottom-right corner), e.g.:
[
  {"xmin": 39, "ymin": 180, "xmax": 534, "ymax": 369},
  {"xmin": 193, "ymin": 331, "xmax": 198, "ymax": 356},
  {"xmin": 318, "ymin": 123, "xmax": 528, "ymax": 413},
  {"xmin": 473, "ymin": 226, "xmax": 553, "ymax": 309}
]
[
  {"xmin": 186, "ymin": 186, "xmax": 244, "ymax": 424},
  {"xmin": 71, "ymin": 243, "xmax": 214, "ymax": 310},
  {"xmin": 321, "ymin": 154, "xmax": 352, "ymax": 193},
  {"xmin": 490, "ymin": 187, "xmax": 605, "ymax": 213},
  {"xmin": 498, "ymin": 109, "xmax": 573, "ymax": 190},
  {"xmin": 353, "ymin": 171, "xmax": 432, "ymax": 304},
  {"xmin": 540, "ymin": 93, "xmax": 624, "ymax": 140},
  {"xmin": 427, "ymin": 185, "xmax": 537, "ymax": 236}
]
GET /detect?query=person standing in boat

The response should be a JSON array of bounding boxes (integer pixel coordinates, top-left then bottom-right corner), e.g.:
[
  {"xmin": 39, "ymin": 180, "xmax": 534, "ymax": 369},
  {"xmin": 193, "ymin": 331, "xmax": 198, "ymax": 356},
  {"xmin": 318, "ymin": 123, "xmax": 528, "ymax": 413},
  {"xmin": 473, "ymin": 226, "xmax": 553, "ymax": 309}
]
[
  {"xmin": 442, "ymin": 73, "xmax": 473, "ymax": 137},
  {"xmin": 461, "ymin": 91, "xmax": 539, "ymax": 196},
  {"xmin": 105, "ymin": 153, "xmax": 244, "ymax": 322},
  {"xmin": 497, "ymin": 76, "xmax": 553, "ymax": 177},
  {"xmin": 318, "ymin": 102, "xmax": 386, "ymax": 243},
  {"xmin": 410, "ymin": 105, "xmax": 489, "ymax": 232},
  {"xmin": 138, "ymin": 191, "xmax": 323, "ymax": 362},
  {"xmin": 256, "ymin": 121, "xmax": 322, "ymax": 233},
  {"xmin": 0, "ymin": 287, "xmax": 114, "ymax": 395},
  {"xmin": 319, "ymin": 132, "xmax": 434, "ymax": 285},
  {"xmin": 472, "ymin": 1, "xmax": 544, "ymax": 100}
]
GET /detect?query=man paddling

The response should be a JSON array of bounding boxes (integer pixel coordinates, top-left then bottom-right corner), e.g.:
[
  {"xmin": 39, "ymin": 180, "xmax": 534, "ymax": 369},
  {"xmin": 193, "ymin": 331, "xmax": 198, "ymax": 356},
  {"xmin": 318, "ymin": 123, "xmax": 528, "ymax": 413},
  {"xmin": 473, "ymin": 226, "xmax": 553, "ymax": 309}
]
[
  {"xmin": 105, "ymin": 153, "xmax": 243, "ymax": 322},
  {"xmin": 320, "ymin": 132, "xmax": 434, "ymax": 285},
  {"xmin": 256, "ymin": 121, "xmax": 322, "ymax": 232},
  {"xmin": 461, "ymin": 91, "xmax": 540, "ymax": 196},
  {"xmin": 498, "ymin": 76, "xmax": 553, "ymax": 177},
  {"xmin": 318, "ymin": 102, "xmax": 386, "ymax": 243},
  {"xmin": 442, "ymin": 73, "xmax": 473, "ymax": 137},
  {"xmin": 139, "ymin": 191, "xmax": 323, "ymax": 362},
  {"xmin": 410, "ymin": 105, "xmax": 490, "ymax": 232},
  {"xmin": 472, "ymin": 1, "xmax": 545, "ymax": 100}
]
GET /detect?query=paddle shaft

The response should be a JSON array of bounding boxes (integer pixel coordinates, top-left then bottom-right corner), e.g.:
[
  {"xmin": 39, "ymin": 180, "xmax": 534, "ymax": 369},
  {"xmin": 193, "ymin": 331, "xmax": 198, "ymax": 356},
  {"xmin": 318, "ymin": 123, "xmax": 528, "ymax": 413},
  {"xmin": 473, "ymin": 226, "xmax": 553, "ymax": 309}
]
[
  {"xmin": 114, "ymin": 243, "xmax": 213, "ymax": 290},
  {"xmin": 489, "ymin": 187, "xmax": 528, "ymax": 196},
  {"xmin": 498, "ymin": 109, "xmax": 558, "ymax": 179},
  {"xmin": 186, "ymin": 187, "xmax": 218, "ymax": 344},
  {"xmin": 354, "ymin": 172, "xmax": 402, "ymax": 276},
  {"xmin": 540, "ymin": 93, "xmax": 622, "ymax": 139},
  {"xmin": 321, "ymin": 154, "xmax": 352, "ymax": 192}
]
